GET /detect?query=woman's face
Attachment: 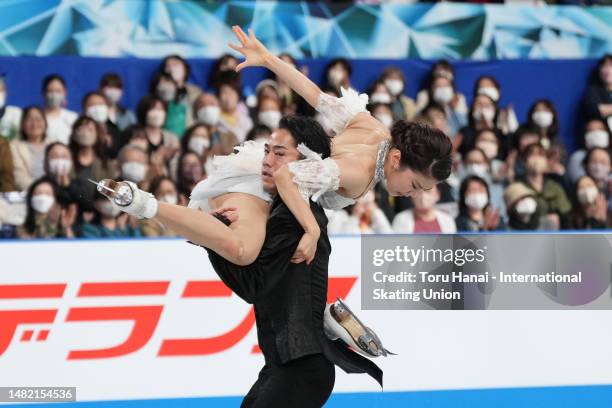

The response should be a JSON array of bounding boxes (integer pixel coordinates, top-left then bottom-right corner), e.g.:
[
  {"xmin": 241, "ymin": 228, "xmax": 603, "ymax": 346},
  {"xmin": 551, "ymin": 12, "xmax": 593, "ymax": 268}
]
[
  {"xmin": 589, "ymin": 149, "xmax": 611, "ymax": 171},
  {"xmin": 473, "ymin": 95, "xmax": 495, "ymax": 111},
  {"xmin": 432, "ymin": 77, "xmax": 452, "ymax": 92},
  {"xmin": 219, "ymin": 85, "xmax": 239, "ymax": 112},
  {"xmin": 464, "ymin": 149, "xmax": 488, "ymax": 168},
  {"xmin": 385, "ymin": 150, "xmax": 437, "ymax": 197},
  {"xmin": 181, "ymin": 153, "xmax": 204, "ymax": 182},
  {"xmin": 475, "ymin": 130, "xmax": 499, "ymax": 160},
  {"xmin": 46, "ymin": 79, "xmax": 66, "ymax": 97},
  {"xmin": 534, "ymin": 102, "xmax": 551, "ymax": 114},
  {"xmin": 466, "ymin": 180, "xmax": 487, "ymax": 196},
  {"xmin": 477, "ymin": 77, "xmax": 496, "ymax": 89},
  {"xmin": 219, "ymin": 56, "xmax": 238, "ymax": 72},
  {"xmin": 599, "ymin": 59, "xmax": 612, "ymax": 86},
  {"xmin": 586, "ymin": 119, "xmax": 606, "ymax": 133},
  {"xmin": 33, "ymin": 182, "xmax": 53, "ymax": 197},
  {"xmin": 155, "ymin": 179, "xmax": 178, "ymax": 200},
  {"xmin": 48, "ymin": 144, "xmax": 71, "ymax": 161},
  {"xmin": 23, "ymin": 109, "xmax": 46, "ymax": 142}
]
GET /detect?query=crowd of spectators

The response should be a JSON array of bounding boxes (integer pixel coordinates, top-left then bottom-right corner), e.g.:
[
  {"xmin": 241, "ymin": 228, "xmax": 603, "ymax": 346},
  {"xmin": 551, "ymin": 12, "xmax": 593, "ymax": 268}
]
[{"xmin": 0, "ymin": 53, "xmax": 611, "ymax": 238}]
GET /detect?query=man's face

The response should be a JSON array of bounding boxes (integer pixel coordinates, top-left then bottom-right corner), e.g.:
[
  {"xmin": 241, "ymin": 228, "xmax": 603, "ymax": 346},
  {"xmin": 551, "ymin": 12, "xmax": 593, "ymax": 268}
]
[{"xmin": 261, "ymin": 128, "xmax": 301, "ymax": 194}]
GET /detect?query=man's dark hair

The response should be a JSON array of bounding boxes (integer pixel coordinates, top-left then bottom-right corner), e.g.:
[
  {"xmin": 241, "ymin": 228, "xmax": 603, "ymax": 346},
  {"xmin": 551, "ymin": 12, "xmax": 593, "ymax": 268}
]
[
  {"xmin": 278, "ymin": 116, "xmax": 331, "ymax": 159},
  {"xmin": 390, "ymin": 120, "xmax": 452, "ymax": 182}
]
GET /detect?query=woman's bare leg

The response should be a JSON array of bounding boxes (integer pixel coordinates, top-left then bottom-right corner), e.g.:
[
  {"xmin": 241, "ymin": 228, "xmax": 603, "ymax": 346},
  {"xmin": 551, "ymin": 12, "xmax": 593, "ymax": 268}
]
[{"xmin": 154, "ymin": 193, "xmax": 269, "ymax": 265}]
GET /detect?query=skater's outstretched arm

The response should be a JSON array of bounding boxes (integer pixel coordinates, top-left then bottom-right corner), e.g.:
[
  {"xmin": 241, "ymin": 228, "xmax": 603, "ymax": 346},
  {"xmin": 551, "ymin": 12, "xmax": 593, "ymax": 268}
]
[{"xmin": 229, "ymin": 26, "xmax": 321, "ymax": 109}]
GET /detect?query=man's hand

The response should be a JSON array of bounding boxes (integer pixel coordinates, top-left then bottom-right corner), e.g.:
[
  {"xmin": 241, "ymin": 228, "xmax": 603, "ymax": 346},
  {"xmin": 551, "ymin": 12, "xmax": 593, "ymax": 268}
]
[
  {"xmin": 210, "ymin": 206, "xmax": 239, "ymax": 224},
  {"xmin": 291, "ymin": 229, "xmax": 320, "ymax": 265}
]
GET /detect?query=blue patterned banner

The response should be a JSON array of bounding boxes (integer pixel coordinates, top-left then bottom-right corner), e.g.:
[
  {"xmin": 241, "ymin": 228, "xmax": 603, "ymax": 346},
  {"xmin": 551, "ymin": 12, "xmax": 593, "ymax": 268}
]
[{"xmin": 0, "ymin": 0, "xmax": 610, "ymax": 59}]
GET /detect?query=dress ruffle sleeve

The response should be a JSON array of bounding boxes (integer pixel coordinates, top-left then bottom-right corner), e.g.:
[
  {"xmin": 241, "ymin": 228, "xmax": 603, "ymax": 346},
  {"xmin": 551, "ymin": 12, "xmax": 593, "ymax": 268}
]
[{"xmin": 315, "ymin": 87, "xmax": 369, "ymax": 136}]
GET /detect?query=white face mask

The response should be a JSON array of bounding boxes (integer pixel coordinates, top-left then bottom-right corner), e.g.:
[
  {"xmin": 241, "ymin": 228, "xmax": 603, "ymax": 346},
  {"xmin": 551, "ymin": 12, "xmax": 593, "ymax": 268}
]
[
  {"xmin": 433, "ymin": 86, "xmax": 454, "ymax": 105},
  {"xmin": 161, "ymin": 194, "xmax": 178, "ymax": 205},
  {"xmin": 328, "ymin": 69, "xmax": 345, "ymax": 86},
  {"xmin": 258, "ymin": 110, "xmax": 282, "ymax": 130},
  {"xmin": 188, "ymin": 137, "xmax": 211, "ymax": 155},
  {"xmin": 374, "ymin": 113, "xmax": 393, "ymax": 129},
  {"xmin": 477, "ymin": 87, "xmax": 500, "ymax": 102},
  {"xmin": 167, "ymin": 65, "xmax": 186, "ymax": 83},
  {"xmin": 121, "ymin": 162, "xmax": 147, "ymax": 183},
  {"xmin": 48, "ymin": 158, "xmax": 72, "ymax": 175},
  {"xmin": 384, "ymin": 79, "xmax": 403, "ymax": 96},
  {"xmin": 97, "ymin": 200, "xmax": 121, "ymax": 218},
  {"xmin": 146, "ymin": 109, "xmax": 166, "ymax": 128},
  {"xmin": 473, "ymin": 108, "xmax": 495, "ymax": 123},
  {"xmin": 585, "ymin": 130, "xmax": 609, "ymax": 149},
  {"xmin": 74, "ymin": 129, "xmax": 97, "ymax": 146},
  {"xmin": 0, "ymin": 92, "xmax": 6, "ymax": 108},
  {"xmin": 532, "ymin": 111, "xmax": 553, "ymax": 128},
  {"xmin": 157, "ymin": 84, "xmax": 176, "ymax": 102},
  {"xmin": 577, "ymin": 186, "xmax": 599, "ymax": 205},
  {"xmin": 515, "ymin": 197, "xmax": 537, "ymax": 215},
  {"xmin": 103, "ymin": 87, "xmax": 122, "ymax": 104},
  {"xmin": 86, "ymin": 104, "xmax": 109, "ymax": 123},
  {"xmin": 465, "ymin": 192, "xmax": 488, "ymax": 210},
  {"xmin": 476, "ymin": 141, "xmax": 498, "ymax": 160},
  {"xmin": 46, "ymin": 92, "xmax": 64, "ymax": 108},
  {"xmin": 370, "ymin": 92, "xmax": 392, "ymax": 105},
  {"xmin": 31, "ymin": 194, "xmax": 55, "ymax": 214},
  {"xmin": 197, "ymin": 106, "xmax": 220, "ymax": 126}
]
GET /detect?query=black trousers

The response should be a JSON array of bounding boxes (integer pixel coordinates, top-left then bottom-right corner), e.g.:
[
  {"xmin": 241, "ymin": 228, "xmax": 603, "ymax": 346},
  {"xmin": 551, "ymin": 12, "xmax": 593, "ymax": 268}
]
[{"xmin": 241, "ymin": 353, "xmax": 335, "ymax": 408}]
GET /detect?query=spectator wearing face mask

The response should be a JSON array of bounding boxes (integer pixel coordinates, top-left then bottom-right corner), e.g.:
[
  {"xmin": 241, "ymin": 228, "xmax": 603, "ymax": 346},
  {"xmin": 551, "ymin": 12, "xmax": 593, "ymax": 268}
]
[
  {"xmin": 141, "ymin": 176, "xmax": 182, "ymax": 237},
  {"xmin": 161, "ymin": 54, "xmax": 202, "ymax": 126},
  {"xmin": 454, "ymin": 147, "xmax": 506, "ymax": 219},
  {"xmin": 99, "ymin": 73, "xmax": 136, "ymax": 131},
  {"xmin": 80, "ymin": 192, "xmax": 141, "ymax": 238},
  {"xmin": 327, "ymin": 191, "xmax": 393, "ymax": 234},
  {"xmin": 10, "ymin": 106, "xmax": 48, "ymax": 191},
  {"xmin": 68, "ymin": 116, "xmax": 115, "ymax": 212},
  {"xmin": 583, "ymin": 147, "xmax": 612, "ymax": 206},
  {"xmin": 135, "ymin": 94, "xmax": 180, "ymax": 175},
  {"xmin": 378, "ymin": 66, "xmax": 416, "ymax": 121},
  {"xmin": 455, "ymin": 175, "xmax": 505, "ymax": 232},
  {"xmin": 150, "ymin": 72, "xmax": 187, "ymax": 138},
  {"xmin": 568, "ymin": 118, "xmax": 611, "ymax": 183},
  {"xmin": 17, "ymin": 177, "xmax": 76, "ymax": 239},
  {"xmin": 42, "ymin": 74, "xmax": 78, "ymax": 145},
  {"xmin": 181, "ymin": 124, "xmax": 214, "ymax": 175},
  {"xmin": 423, "ymin": 74, "xmax": 467, "ymax": 138},
  {"xmin": 0, "ymin": 136, "xmax": 15, "ymax": 191},
  {"xmin": 275, "ymin": 53, "xmax": 315, "ymax": 117},
  {"xmin": 43, "ymin": 142, "xmax": 77, "ymax": 206},
  {"xmin": 581, "ymin": 54, "xmax": 612, "ymax": 125},
  {"xmin": 82, "ymin": 91, "xmax": 123, "ymax": 159},
  {"xmin": 117, "ymin": 143, "xmax": 150, "ymax": 188},
  {"xmin": 216, "ymin": 70, "xmax": 253, "ymax": 143},
  {"xmin": 176, "ymin": 151, "xmax": 205, "ymax": 204},
  {"xmin": 455, "ymin": 94, "xmax": 500, "ymax": 157},
  {"xmin": 0, "ymin": 76, "xmax": 22, "ymax": 140},
  {"xmin": 193, "ymin": 92, "xmax": 238, "ymax": 156},
  {"xmin": 517, "ymin": 143, "xmax": 572, "ymax": 230},
  {"xmin": 392, "ymin": 185, "xmax": 456, "ymax": 234},
  {"xmin": 256, "ymin": 96, "xmax": 282, "ymax": 131},
  {"xmin": 417, "ymin": 102, "xmax": 451, "ymax": 137},
  {"xmin": 505, "ymin": 125, "xmax": 542, "ymax": 183},
  {"xmin": 323, "ymin": 58, "xmax": 353, "ymax": 93},
  {"xmin": 569, "ymin": 175, "xmax": 609, "ymax": 230},
  {"xmin": 473, "ymin": 75, "xmax": 518, "ymax": 137},
  {"xmin": 503, "ymin": 182, "xmax": 541, "ymax": 231},
  {"xmin": 473, "ymin": 129, "xmax": 505, "ymax": 182},
  {"xmin": 369, "ymin": 102, "xmax": 394, "ymax": 130},
  {"xmin": 525, "ymin": 99, "xmax": 560, "ymax": 151}
]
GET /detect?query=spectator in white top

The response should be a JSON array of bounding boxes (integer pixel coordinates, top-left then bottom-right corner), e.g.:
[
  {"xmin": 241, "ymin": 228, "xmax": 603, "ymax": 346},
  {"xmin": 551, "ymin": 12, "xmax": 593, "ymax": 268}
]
[
  {"xmin": 326, "ymin": 191, "xmax": 393, "ymax": 235},
  {"xmin": 392, "ymin": 184, "xmax": 456, "ymax": 234},
  {"xmin": 0, "ymin": 76, "xmax": 22, "ymax": 140},
  {"xmin": 42, "ymin": 74, "xmax": 78, "ymax": 145},
  {"xmin": 10, "ymin": 106, "xmax": 48, "ymax": 191}
]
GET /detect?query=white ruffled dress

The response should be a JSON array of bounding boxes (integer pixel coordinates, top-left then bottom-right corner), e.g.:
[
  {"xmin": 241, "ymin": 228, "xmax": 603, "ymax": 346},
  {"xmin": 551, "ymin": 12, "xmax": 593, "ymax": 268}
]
[{"xmin": 188, "ymin": 87, "xmax": 376, "ymax": 211}]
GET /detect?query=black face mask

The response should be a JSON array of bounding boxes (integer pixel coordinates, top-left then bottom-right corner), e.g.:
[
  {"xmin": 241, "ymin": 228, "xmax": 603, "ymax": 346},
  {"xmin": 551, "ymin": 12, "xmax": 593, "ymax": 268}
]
[{"xmin": 509, "ymin": 210, "xmax": 539, "ymax": 230}]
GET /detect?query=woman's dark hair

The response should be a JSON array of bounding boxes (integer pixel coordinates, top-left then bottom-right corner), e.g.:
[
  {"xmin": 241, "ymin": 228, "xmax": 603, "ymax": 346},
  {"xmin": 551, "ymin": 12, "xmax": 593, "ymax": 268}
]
[
  {"xmin": 473, "ymin": 75, "xmax": 501, "ymax": 96},
  {"xmin": 214, "ymin": 70, "xmax": 242, "ymax": 96},
  {"xmin": 422, "ymin": 101, "xmax": 446, "ymax": 118},
  {"xmin": 99, "ymin": 72, "xmax": 123, "ymax": 89},
  {"xmin": 278, "ymin": 53, "xmax": 297, "ymax": 66},
  {"xmin": 68, "ymin": 115, "xmax": 109, "ymax": 168},
  {"xmin": 148, "ymin": 72, "xmax": 176, "ymax": 96},
  {"xmin": 390, "ymin": 120, "xmax": 452, "ymax": 182},
  {"xmin": 42, "ymin": 74, "xmax": 66, "ymax": 93},
  {"xmin": 23, "ymin": 176, "xmax": 59, "ymax": 234},
  {"xmin": 590, "ymin": 53, "xmax": 612, "ymax": 87},
  {"xmin": 20, "ymin": 106, "xmax": 47, "ymax": 142},
  {"xmin": 279, "ymin": 116, "xmax": 331, "ymax": 159},
  {"xmin": 323, "ymin": 58, "xmax": 352, "ymax": 88},
  {"xmin": 421, "ymin": 59, "xmax": 455, "ymax": 93},
  {"xmin": 246, "ymin": 124, "xmax": 272, "ymax": 141},
  {"xmin": 582, "ymin": 146, "xmax": 611, "ymax": 171},
  {"xmin": 180, "ymin": 123, "xmax": 212, "ymax": 153},
  {"xmin": 526, "ymin": 99, "xmax": 559, "ymax": 139},
  {"xmin": 149, "ymin": 175, "xmax": 176, "ymax": 197},
  {"xmin": 176, "ymin": 151, "xmax": 203, "ymax": 197},
  {"xmin": 520, "ymin": 141, "xmax": 546, "ymax": 162},
  {"xmin": 512, "ymin": 124, "xmax": 541, "ymax": 151},
  {"xmin": 136, "ymin": 94, "xmax": 166, "ymax": 126},
  {"xmin": 458, "ymin": 175, "xmax": 491, "ymax": 218},
  {"xmin": 467, "ymin": 94, "xmax": 499, "ymax": 130}
]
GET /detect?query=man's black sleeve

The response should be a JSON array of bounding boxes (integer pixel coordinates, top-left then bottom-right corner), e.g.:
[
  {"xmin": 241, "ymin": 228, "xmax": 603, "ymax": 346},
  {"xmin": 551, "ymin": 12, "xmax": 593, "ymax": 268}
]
[{"xmin": 206, "ymin": 205, "xmax": 303, "ymax": 304}]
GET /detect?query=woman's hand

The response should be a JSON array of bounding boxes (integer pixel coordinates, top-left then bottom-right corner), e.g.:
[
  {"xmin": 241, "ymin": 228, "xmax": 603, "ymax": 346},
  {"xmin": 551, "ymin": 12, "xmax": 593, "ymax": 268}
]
[
  {"xmin": 228, "ymin": 26, "xmax": 271, "ymax": 71},
  {"xmin": 291, "ymin": 228, "xmax": 320, "ymax": 265}
]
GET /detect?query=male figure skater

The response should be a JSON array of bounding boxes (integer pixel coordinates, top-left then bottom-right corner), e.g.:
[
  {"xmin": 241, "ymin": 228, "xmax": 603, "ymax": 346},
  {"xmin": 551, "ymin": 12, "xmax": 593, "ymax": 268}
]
[{"xmin": 205, "ymin": 116, "xmax": 382, "ymax": 407}]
